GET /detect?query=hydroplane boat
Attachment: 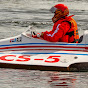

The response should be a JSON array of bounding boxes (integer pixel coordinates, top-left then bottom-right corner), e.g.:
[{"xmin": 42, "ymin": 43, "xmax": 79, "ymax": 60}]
[{"xmin": 0, "ymin": 26, "xmax": 88, "ymax": 71}]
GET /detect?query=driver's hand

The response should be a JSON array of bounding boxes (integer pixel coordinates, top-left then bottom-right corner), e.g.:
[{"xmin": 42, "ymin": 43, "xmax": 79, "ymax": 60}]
[{"xmin": 32, "ymin": 32, "xmax": 44, "ymax": 38}]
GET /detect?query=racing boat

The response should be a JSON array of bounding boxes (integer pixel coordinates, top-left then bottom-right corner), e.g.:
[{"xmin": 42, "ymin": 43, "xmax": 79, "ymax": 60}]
[{"xmin": 0, "ymin": 26, "xmax": 88, "ymax": 71}]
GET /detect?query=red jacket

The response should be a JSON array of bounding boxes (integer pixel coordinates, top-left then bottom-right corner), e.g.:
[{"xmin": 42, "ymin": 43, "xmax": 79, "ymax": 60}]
[{"xmin": 42, "ymin": 16, "xmax": 79, "ymax": 43}]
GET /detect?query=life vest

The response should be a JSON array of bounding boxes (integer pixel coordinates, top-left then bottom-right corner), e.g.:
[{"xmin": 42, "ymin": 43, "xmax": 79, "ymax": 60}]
[
  {"xmin": 57, "ymin": 15, "xmax": 79, "ymax": 43},
  {"xmin": 66, "ymin": 15, "xmax": 79, "ymax": 43}
]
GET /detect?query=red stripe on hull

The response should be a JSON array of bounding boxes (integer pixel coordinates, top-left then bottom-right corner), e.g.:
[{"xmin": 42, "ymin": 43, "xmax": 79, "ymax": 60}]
[{"xmin": 0, "ymin": 45, "xmax": 87, "ymax": 50}]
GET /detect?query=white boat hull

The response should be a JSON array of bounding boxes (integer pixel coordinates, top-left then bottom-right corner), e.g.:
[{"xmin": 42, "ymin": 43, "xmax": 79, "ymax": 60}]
[{"xmin": 0, "ymin": 27, "xmax": 87, "ymax": 71}]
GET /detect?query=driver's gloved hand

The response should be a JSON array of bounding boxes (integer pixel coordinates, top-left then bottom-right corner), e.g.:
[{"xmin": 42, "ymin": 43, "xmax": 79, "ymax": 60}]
[{"xmin": 32, "ymin": 32, "xmax": 44, "ymax": 38}]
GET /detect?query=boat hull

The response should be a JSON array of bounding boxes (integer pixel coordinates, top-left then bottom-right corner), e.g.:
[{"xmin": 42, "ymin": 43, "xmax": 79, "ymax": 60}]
[
  {"xmin": 0, "ymin": 29, "xmax": 87, "ymax": 71},
  {"xmin": 0, "ymin": 50, "xmax": 87, "ymax": 71}
]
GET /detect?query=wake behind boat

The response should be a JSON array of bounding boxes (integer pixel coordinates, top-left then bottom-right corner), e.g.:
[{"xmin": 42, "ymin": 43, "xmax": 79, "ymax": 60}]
[{"xmin": 0, "ymin": 26, "xmax": 88, "ymax": 71}]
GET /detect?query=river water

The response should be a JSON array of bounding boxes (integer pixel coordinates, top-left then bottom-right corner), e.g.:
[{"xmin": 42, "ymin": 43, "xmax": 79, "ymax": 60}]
[{"xmin": 0, "ymin": 0, "xmax": 88, "ymax": 88}]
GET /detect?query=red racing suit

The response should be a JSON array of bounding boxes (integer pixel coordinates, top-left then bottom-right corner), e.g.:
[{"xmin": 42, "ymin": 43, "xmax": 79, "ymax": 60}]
[{"xmin": 41, "ymin": 15, "xmax": 79, "ymax": 43}]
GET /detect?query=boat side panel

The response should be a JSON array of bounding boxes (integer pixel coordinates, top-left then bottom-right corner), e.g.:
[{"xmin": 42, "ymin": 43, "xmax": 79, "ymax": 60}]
[{"xmin": 0, "ymin": 51, "xmax": 87, "ymax": 68}]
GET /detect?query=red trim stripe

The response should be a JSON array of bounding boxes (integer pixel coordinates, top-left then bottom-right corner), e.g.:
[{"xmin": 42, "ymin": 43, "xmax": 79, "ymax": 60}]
[{"xmin": 0, "ymin": 45, "xmax": 87, "ymax": 50}]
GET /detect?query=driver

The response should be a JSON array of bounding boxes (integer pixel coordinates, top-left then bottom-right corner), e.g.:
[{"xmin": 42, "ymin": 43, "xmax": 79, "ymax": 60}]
[{"xmin": 32, "ymin": 4, "xmax": 79, "ymax": 43}]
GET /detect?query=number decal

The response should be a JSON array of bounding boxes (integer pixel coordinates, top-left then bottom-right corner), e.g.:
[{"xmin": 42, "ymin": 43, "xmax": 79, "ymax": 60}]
[
  {"xmin": 45, "ymin": 56, "xmax": 60, "ymax": 63},
  {"xmin": 0, "ymin": 55, "xmax": 61, "ymax": 63},
  {"xmin": 16, "ymin": 55, "xmax": 30, "ymax": 62},
  {"xmin": 0, "ymin": 55, "xmax": 16, "ymax": 61}
]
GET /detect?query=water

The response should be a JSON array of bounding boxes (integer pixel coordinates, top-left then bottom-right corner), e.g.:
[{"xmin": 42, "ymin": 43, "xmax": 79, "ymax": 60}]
[
  {"xmin": 0, "ymin": 69, "xmax": 88, "ymax": 88},
  {"xmin": 0, "ymin": 0, "xmax": 88, "ymax": 88}
]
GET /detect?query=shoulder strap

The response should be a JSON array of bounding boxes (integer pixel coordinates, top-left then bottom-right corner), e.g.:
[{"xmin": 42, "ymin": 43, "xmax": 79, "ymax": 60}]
[{"xmin": 63, "ymin": 21, "xmax": 74, "ymax": 37}]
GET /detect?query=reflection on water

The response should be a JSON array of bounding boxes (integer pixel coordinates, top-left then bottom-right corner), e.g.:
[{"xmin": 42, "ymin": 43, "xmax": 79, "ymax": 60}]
[
  {"xmin": 0, "ymin": 69, "xmax": 88, "ymax": 88},
  {"xmin": 48, "ymin": 72, "xmax": 76, "ymax": 88}
]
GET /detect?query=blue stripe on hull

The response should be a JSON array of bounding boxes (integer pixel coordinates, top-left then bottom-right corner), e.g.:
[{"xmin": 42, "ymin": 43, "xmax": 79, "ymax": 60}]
[
  {"xmin": 0, "ymin": 43, "xmax": 88, "ymax": 47},
  {"xmin": 7, "ymin": 52, "xmax": 88, "ymax": 56}
]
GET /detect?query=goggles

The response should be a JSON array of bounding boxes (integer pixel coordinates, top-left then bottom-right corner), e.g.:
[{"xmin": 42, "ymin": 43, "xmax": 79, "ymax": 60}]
[{"xmin": 50, "ymin": 7, "xmax": 57, "ymax": 13}]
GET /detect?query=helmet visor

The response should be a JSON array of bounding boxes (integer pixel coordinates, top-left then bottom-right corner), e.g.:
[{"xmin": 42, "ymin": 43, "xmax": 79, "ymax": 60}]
[{"xmin": 50, "ymin": 7, "xmax": 57, "ymax": 13}]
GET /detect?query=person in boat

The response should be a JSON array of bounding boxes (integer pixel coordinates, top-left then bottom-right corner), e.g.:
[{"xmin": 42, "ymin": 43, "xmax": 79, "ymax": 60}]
[{"xmin": 32, "ymin": 4, "xmax": 79, "ymax": 43}]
